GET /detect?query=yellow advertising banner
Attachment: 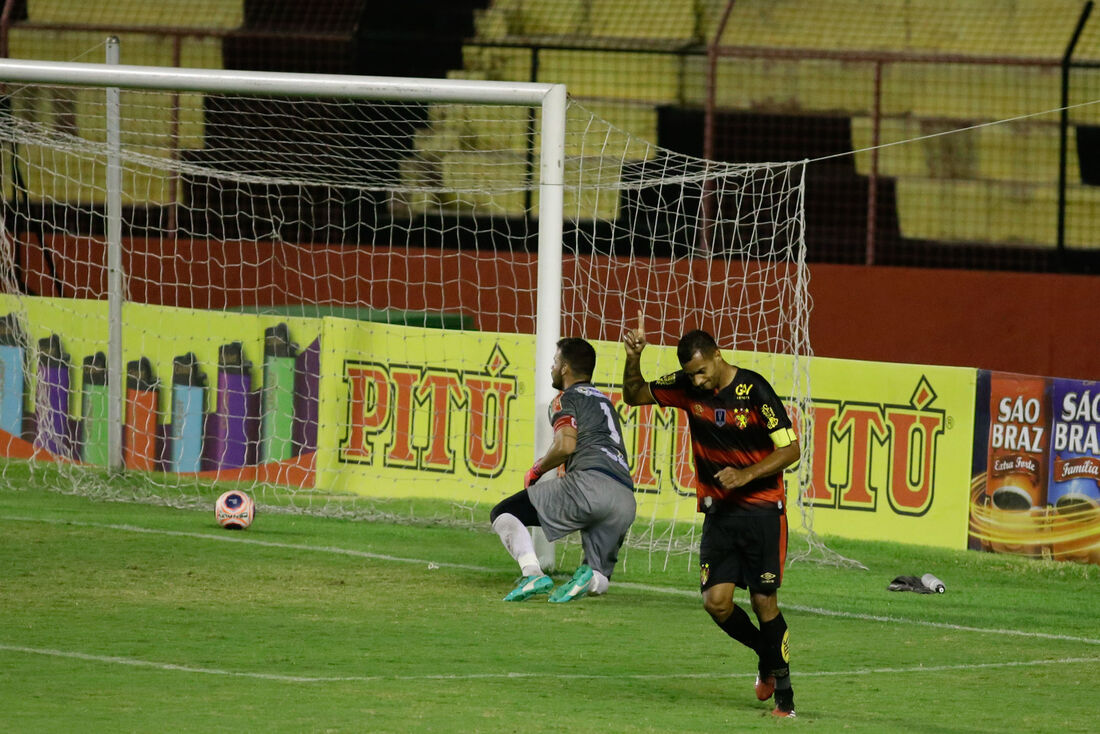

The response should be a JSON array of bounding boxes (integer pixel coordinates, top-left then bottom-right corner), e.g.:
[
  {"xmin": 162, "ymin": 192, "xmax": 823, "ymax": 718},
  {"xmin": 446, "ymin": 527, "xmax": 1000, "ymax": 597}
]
[
  {"xmin": 0, "ymin": 296, "xmax": 976, "ymax": 550},
  {"xmin": 791, "ymin": 356, "xmax": 975, "ymax": 549}
]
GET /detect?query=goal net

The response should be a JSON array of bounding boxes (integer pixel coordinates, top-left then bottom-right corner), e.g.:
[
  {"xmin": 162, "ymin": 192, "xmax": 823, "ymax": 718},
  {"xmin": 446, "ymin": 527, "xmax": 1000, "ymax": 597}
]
[{"xmin": 0, "ymin": 57, "xmax": 828, "ymax": 570}]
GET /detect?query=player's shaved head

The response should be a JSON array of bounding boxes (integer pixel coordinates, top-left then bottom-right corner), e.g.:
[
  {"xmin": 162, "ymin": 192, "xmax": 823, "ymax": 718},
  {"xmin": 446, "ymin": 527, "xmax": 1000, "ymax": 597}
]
[{"xmin": 676, "ymin": 329, "xmax": 718, "ymax": 366}]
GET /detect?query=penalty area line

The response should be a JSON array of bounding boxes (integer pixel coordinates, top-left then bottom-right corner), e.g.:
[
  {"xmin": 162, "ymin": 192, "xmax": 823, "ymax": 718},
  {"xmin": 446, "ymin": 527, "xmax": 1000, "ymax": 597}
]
[
  {"xmin": 6, "ymin": 514, "xmax": 1100, "ymax": 647},
  {"xmin": 1, "ymin": 643, "xmax": 1098, "ymax": 684}
]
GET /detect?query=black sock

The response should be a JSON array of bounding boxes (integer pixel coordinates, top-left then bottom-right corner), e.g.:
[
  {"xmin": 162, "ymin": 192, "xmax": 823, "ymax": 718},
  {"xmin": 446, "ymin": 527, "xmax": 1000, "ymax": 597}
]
[
  {"xmin": 716, "ymin": 604, "xmax": 763, "ymax": 654},
  {"xmin": 759, "ymin": 612, "xmax": 791, "ymax": 681}
]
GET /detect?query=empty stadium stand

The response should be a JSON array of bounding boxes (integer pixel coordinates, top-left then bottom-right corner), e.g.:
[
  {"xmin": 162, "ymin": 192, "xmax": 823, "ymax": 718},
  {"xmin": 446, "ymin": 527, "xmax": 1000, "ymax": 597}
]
[{"xmin": 4, "ymin": 0, "xmax": 1100, "ymax": 268}]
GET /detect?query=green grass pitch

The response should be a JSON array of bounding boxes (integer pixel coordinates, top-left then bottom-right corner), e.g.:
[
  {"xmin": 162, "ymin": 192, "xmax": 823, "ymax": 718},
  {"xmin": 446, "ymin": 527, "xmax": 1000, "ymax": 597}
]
[{"xmin": 1, "ymin": 475, "xmax": 1098, "ymax": 733}]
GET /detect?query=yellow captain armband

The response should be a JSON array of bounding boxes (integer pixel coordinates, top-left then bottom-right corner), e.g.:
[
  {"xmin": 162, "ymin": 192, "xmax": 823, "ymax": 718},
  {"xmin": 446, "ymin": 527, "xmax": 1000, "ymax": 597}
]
[{"xmin": 770, "ymin": 427, "xmax": 798, "ymax": 448}]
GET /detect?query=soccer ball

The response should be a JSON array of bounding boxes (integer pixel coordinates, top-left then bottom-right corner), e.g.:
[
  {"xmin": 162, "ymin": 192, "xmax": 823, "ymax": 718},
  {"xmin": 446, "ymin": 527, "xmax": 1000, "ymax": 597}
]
[{"xmin": 215, "ymin": 490, "xmax": 255, "ymax": 530}]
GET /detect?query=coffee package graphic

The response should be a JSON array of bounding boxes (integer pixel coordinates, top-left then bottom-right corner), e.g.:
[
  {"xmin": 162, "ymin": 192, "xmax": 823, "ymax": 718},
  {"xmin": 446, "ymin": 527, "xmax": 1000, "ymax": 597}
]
[
  {"xmin": 971, "ymin": 372, "xmax": 1052, "ymax": 557},
  {"xmin": 987, "ymin": 373, "xmax": 1050, "ymax": 512},
  {"xmin": 1047, "ymin": 379, "xmax": 1100, "ymax": 563}
]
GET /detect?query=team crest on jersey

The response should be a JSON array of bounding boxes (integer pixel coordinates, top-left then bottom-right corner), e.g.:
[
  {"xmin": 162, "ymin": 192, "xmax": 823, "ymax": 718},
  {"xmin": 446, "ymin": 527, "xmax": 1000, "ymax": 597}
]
[
  {"xmin": 715, "ymin": 408, "xmax": 726, "ymax": 426},
  {"xmin": 692, "ymin": 403, "xmax": 705, "ymax": 416},
  {"xmin": 732, "ymin": 408, "xmax": 749, "ymax": 428},
  {"xmin": 700, "ymin": 563, "xmax": 710, "ymax": 586},
  {"xmin": 656, "ymin": 372, "xmax": 677, "ymax": 386}
]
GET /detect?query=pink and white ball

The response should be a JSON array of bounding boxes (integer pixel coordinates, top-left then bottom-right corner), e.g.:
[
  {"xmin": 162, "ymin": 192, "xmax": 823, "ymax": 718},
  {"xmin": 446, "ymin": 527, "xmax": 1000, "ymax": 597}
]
[{"xmin": 215, "ymin": 490, "xmax": 256, "ymax": 530}]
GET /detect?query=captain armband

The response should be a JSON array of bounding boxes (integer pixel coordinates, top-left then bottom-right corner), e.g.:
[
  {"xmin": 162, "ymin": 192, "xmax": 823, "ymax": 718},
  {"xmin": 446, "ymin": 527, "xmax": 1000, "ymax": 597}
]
[
  {"xmin": 553, "ymin": 415, "xmax": 577, "ymax": 433},
  {"xmin": 769, "ymin": 427, "xmax": 798, "ymax": 448}
]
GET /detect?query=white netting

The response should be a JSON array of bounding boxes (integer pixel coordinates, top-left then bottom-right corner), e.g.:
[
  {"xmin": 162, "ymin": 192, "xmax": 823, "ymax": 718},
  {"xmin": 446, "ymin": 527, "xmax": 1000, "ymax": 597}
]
[{"xmin": 0, "ymin": 68, "xmax": 841, "ymax": 568}]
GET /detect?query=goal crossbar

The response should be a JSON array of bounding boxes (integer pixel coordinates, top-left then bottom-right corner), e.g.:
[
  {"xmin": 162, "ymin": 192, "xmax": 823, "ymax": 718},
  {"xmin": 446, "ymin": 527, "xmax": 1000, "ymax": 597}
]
[{"xmin": 0, "ymin": 57, "xmax": 560, "ymax": 104}]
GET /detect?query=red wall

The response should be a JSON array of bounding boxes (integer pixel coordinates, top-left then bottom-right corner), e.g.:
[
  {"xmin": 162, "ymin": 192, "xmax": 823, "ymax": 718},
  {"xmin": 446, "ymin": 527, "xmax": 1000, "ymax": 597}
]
[
  {"xmin": 808, "ymin": 265, "xmax": 1100, "ymax": 381},
  {"xmin": 22, "ymin": 237, "xmax": 1099, "ymax": 380}
]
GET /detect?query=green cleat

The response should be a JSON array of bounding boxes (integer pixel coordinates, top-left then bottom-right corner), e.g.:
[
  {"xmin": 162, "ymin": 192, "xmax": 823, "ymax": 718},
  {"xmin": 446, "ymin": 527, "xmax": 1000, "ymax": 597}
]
[
  {"xmin": 503, "ymin": 574, "xmax": 554, "ymax": 601},
  {"xmin": 548, "ymin": 564, "xmax": 594, "ymax": 603}
]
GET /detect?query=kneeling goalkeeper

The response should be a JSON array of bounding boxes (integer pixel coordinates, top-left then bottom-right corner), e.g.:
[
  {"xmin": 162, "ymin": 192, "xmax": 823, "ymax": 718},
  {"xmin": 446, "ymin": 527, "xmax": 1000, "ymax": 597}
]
[{"xmin": 490, "ymin": 337, "xmax": 636, "ymax": 603}]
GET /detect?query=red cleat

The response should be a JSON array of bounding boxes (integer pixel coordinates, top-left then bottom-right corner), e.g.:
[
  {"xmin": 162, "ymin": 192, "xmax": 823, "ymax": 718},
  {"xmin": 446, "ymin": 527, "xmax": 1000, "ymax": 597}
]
[
  {"xmin": 772, "ymin": 689, "xmax": 796, "ymax": 717},
  {"xmin": 754, "ymin": 674, "xmax": 776, "ymax": 701}
]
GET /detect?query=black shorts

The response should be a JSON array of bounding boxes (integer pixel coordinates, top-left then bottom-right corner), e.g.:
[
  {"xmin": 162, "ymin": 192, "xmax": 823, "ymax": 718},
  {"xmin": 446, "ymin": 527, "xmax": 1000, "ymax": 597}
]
[{"xmin": 699, "ymin": 512, "xmax": 787, "ymax": 593}]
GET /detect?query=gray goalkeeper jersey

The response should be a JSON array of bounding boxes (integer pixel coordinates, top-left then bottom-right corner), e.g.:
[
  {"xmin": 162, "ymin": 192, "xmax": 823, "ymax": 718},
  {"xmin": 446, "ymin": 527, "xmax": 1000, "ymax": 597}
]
[{"xmin": 549, "ymin": 382, "xmax": 633, "ymax": 488}]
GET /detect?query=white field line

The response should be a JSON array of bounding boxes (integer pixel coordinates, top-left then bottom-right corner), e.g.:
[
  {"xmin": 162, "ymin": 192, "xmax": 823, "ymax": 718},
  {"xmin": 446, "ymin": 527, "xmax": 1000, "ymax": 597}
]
[
  {"xmin": 5, "ymin": 514, "xmax": 1100, "ymax": 650},
  {"xmin": 614, "ymin": 583, "xmax": 1100, "ymax": 647},
  {"xmin": 0, "ymin": 643, "xmax": 1097, "ymax": 684}
]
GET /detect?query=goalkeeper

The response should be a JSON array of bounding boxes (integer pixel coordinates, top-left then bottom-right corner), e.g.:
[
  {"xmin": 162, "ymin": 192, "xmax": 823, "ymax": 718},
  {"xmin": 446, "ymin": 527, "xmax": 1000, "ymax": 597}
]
[
  {"xmin": 490, "ymin": 337, "xmax": 636, "ymax": 603},
  {"xmin": 621, "ymin": 322, "xmax": 799, "ymax": 718}
]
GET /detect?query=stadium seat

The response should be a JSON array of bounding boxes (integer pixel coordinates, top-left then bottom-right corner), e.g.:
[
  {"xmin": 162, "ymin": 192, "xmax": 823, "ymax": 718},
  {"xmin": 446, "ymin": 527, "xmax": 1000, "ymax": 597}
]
[
  {"xmin": 680, "ymin": 56, "xmax": 875, "ymax": 114},
  {"xmin": 7, "ymin": 29, "xmax": 223, "ymax": 70},
  {"xmin": 25, "ymin": 0, "xmax": 243, "ymax": 28},
  {"xmin": 707, "ymin": 0, "xmax": 1084, "ymax": 58},
  {"xmin": 538, "ymin": 50, "xmax": 683, "ymax": 104},
  {"xmin": 577, "ymin": 103, "xmax": 659, "ymax": 157},
  {"xmin": 5, "ymin": 28, "xmax": 217, "ymax": 205},
  {"xmin": 472, "ymin": 7, "xmax": 511, "ymax": 40},
  {"xmin": 855, "ymin": 118, "xmax": 1075, "ymax": 180},
  {"xmin": 473, "ymin": 0, "xmax": 698, "ymax": 43},
  {"xmin": 461, "ymin": 44, "xmax": 535, "ymax": 84},
  {"xmin": 587, "ymin": 0, "xmax": 698, "ymax": 42},
  {"xmin": 881, "ymin": 63, "xmax": 1061, "ymax": 123},
  {"xmin": 439, "ymin": 151, "xmax": 529, "ymax": 215},
  {"xmin": 896, "ymin": 178, "xmax": 1100, "ymax": 248},
  {"xmin": 513, "ymin": 0, "xmax": 588, "ymax": 38}
]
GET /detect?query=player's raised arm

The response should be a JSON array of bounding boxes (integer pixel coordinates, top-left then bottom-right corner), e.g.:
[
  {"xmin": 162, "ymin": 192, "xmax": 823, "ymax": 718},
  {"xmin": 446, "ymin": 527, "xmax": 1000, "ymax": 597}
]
[{"xmin": 622, "ymin": 311, "xmax": 655, "ymax": 406}]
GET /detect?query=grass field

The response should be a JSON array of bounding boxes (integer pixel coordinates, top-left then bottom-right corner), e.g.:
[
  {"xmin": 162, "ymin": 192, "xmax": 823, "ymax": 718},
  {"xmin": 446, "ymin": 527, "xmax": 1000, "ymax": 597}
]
[{"xmin": 2, "ymin": 475, "xmax": 1098, "ymax": 733}]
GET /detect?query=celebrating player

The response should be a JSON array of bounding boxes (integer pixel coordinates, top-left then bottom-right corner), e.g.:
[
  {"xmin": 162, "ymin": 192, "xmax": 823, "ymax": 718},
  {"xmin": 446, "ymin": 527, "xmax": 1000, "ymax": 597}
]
[
  {"xmin": 621, "ymin": 319, "xmax": 800, "ymax": 718},
  {"xmin": 490, "ymin": 337, "xmax": 636, "ymax": 603}
]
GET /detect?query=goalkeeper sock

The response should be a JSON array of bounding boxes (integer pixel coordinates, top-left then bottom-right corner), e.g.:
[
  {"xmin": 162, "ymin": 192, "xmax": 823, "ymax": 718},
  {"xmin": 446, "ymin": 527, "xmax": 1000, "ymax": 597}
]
[
  {"xmin": 759, "ymin": 613, "xmax": 791, "ymax": 681},
  {"xmin": 491, "ymin": 513, "xmax": 541, "ymax": 577},
  {"xmin": 716, "ymin": 604, "xmax": 763, "ymax": 654}
]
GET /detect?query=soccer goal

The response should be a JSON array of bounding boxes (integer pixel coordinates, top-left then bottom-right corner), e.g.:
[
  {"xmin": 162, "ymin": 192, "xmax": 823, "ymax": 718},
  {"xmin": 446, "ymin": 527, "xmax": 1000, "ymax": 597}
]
[{"xmin": 0, "ymin": 50, "xmax": 829, "ymax": 568}]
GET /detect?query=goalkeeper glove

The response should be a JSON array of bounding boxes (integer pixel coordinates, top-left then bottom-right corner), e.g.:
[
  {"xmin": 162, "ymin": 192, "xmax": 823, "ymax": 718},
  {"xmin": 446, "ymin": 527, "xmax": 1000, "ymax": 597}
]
[{"xmin": 524, "ymin": 461, "xmax": 545, "ymax": 489}]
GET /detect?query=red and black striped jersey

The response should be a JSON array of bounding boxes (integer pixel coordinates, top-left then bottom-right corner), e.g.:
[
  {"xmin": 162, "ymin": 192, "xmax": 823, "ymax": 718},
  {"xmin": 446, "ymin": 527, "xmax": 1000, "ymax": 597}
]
[{"xmin": 650, "ymin": 367, "xmax": 792, "ymax": 514}]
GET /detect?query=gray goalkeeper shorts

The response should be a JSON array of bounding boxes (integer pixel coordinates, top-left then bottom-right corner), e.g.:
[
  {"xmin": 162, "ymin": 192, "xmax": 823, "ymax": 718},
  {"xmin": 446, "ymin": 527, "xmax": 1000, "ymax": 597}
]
[{"xmin": 528, "ymin": 470, "xmax": 637, "ymax": 579}]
